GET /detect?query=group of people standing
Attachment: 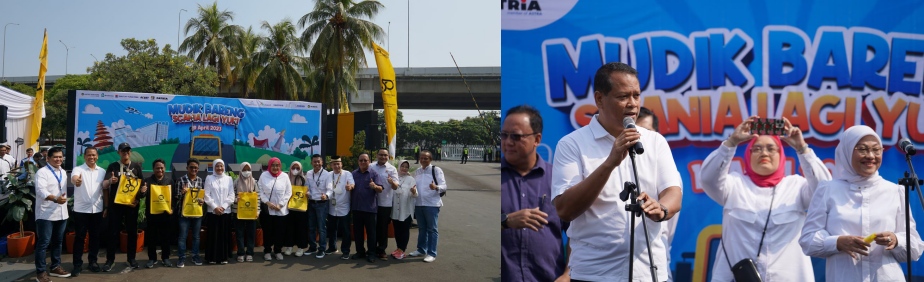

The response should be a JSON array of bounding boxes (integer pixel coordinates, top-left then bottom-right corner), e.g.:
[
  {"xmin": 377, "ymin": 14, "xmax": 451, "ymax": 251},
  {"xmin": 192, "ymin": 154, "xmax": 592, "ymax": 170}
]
[
  {"xmin": 502, "ymin": 61, "xmax": 924, "ymax": 282},
  {"xmin": 26, "ymin": 142, "xmax": 447, "ymax": 282}
]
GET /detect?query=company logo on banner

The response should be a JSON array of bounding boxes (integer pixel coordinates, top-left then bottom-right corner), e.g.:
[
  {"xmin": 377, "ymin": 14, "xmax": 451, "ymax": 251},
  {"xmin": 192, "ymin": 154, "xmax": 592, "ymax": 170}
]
[
  {"xmin": 500, "ymin": 0, "xmax": 578, "ymax": 31},
  {"xmin": 542, "ymin": 26, "xmax": 924, "ymax": 147}
]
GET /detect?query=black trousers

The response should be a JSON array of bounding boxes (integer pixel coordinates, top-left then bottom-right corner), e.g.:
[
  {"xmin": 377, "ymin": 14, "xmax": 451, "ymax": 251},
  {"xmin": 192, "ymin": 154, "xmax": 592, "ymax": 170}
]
[
  {"xmin": 72, "ymin": 212, "xmax": 103, "ymax": 266},
  {"xmin": 260, "ymin": 213, "xmax": 286, "ymax": 254},
  {"xmin": 392, "ymin": 216, "xmax": 413, "ymax": 251},
  {"xmin": 375, "ymin": 206, "xmax": 393, "ymax": 255},
  {"xmin": 284, "ymin": 211, "xmax": 309, "ymax": 249},
  {"xmin": 461, "ymin": 153, "xmax": 468, "ymax": 164},
  {"xmin": 106, "ymin": 204, "xmax": 139, "ymax": 262},
  {"xmin": 352, "ymin": 211, "xmax": 376, "ymax": 256},
  {"xmin": 326, "ymin": 214, "xmax": 351, "ymax": 254},
  {"xmin": 146, "ymin": 214, "xmax": 172, "ymax": 260}
]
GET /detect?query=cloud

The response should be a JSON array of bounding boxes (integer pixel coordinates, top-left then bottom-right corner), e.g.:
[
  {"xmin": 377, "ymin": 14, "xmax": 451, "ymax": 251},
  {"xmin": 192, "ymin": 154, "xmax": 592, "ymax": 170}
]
[
  {"xmin": 82, "ymin": 104, "xmax": 103, "ymax": 114},
  {"xmin": 144, "ymin": 113, "xmax": 153, "ymax": 119},
  {"xmin": 290, "ymin": 114, "xmax": 307, "ymax": 123}
]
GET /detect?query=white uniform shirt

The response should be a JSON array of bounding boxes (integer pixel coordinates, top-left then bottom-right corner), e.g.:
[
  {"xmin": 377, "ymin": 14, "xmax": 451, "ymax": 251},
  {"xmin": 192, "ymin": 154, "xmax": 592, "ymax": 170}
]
[
  {"xmin": 71, "ymin": 163, "xmax": 106, "ymax": 213},
  {"xmin": 259, "ymin": 171, "xmax": 292, "ymax": 216},
  {"xmin": 391, "ymin": 175, "xmax": 418, "ymax": 221},
  {"xmin": 328, "ymin": 170, "xmax": 354, "ymax": 216},
  {"xmin": 699, "ymin": 144, "xmax": 831, "ymax": 281},
  {"xmin": 307, "ymin": 168, "xmax": 332, "ymax": 201},
  {"xmin": 800, "ymin": 178, "xmax": 924, "ymax": 282},
  {"xmin": 205, "ymin": 174, "xmax": 235, "ymax": 215},
  {"xmin": 551, "ymin": 115, "xmax": 682, "ymax": 281},
  {"xmin": 414, "ymin": 164, "xmax": 446, "ymax": 207},
  {"xmin": 371, "ymin": 162, "xmax": 399, "ymax": 207},
  {"xmin": 35, "ymin": 165, "xmax": 69, "ymax": 221},
  {"xmin": 0, "ymin": 154, "xmax": 15, "ymax": 176}
]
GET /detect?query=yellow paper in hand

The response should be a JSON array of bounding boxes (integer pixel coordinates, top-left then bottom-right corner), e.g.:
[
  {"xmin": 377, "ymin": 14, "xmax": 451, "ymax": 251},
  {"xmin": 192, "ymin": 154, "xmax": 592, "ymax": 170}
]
[
  {"xmin": 287, "ymin": 185, "xmax": 308, "ymax": 211},
  {"xmin": 864, "ymin": 233, "xmax": 877, "ymax": 243},
  {"xmin": 114, "ymin": 175, "xmax": 142, "ymax": 206}
]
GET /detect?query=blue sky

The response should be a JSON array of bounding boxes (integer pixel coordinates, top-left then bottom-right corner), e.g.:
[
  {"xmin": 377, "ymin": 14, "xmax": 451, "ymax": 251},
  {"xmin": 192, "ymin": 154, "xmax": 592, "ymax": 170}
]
[{"xmin": 0, "ymin": 0, "xmax": 499, "ymax": 121}]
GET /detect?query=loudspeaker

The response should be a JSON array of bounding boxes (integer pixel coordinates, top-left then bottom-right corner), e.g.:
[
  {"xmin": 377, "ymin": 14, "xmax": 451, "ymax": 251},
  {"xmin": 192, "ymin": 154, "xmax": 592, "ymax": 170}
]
[
  {"xmin": 352, "ymin": 111, "xmax": 378, "ymax": 151},
  {"xmin": 0, "ymin": 105, "xmax": 7, "ymax": 143}
]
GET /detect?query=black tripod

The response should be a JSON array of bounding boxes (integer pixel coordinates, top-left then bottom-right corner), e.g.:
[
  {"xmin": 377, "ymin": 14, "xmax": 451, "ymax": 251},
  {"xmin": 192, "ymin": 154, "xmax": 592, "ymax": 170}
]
[
  {"xmin": 619, "ymin": 149, "xmax": 658, "ymax": 282},
  {"xmin": 898, "ymin": 152, "xmax": 923, "ymax": 282}
]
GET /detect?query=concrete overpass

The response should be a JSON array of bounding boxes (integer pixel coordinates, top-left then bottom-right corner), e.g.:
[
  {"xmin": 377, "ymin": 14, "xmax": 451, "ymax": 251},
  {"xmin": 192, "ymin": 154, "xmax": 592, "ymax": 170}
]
[{"xmin": 3, "ymin": 66, "xmax": 501, "ymax": 110}]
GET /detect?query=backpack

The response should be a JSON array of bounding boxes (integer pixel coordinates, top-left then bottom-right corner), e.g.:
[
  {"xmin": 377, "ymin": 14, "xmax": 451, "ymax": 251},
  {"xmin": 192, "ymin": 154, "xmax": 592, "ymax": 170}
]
[{"xmin": 432, "ymin": 166, "xmax": 445, "ymax": 197}]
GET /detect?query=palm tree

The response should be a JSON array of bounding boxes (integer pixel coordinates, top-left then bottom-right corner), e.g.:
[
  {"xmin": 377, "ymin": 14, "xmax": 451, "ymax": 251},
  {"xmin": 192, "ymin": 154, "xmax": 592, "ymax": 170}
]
[
  {"xmin": 300, "ymin": 135, "xmax": 320, "ymax": 155},
  {"xmin": 305, "ymin": 57, "xmax": 359, "ymax": 113},
  {"xmin": 179, "ymin": 1, "xmax": 242, "ymax": 93},
  {"xmin": 230, "ymin": 26, "xmax": 262, "ymax": 98},
  {"xmin": 299, "ymin": 0, "xmax": 384, "ymax": 115},
  {"xmin": 252, "ymin": 19, "xmax": 309, "ymax": 100}
]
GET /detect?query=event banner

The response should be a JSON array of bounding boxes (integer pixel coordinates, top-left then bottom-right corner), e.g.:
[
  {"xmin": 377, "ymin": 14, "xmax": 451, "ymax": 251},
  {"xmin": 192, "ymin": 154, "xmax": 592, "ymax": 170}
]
[
  {"xmin": 70, "ymin": 90, "xmax": 322, "ymax": 171},
  {"xmin": 503, "ymin": 0, "xmax": 924, "ymax": 281}
]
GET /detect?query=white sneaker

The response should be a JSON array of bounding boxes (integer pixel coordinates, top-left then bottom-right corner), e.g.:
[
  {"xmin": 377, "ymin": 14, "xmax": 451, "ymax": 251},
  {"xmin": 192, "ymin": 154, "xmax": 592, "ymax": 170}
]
[
  {"xmin": 423, "ymin": 255, "xmax": 436, "ymax": 263},
  {"xmin": 264, "ymin": 253, "xmax": 272, "ymax": 261},
  {"xmin": 295, "ymin": 248, "xmax": 304, "ymax": 257},
  {"xmin": 275, "ymin": 253, "xmax": 284, "ymax": 261},
  {"xmin": 407, "ymin": 250, "xmax": 424, "ymax": 257},
  {"xmin": 284, "ymin": 247, "xmax": 293, "ymax": 256}
]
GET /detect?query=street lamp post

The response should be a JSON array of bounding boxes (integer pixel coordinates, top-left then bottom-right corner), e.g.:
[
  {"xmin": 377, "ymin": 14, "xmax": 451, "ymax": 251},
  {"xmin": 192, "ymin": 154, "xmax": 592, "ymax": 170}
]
[
  {"xmin": 178, "ymin": 9, "xmax": 187, "ymax": 48},
  {"xmin": 2, "ymin": 23, "xmax": 20, "ymax": 82},
  {"xmin": 59, "ymin": 40, "xmax": 74, "ymax": 75}
]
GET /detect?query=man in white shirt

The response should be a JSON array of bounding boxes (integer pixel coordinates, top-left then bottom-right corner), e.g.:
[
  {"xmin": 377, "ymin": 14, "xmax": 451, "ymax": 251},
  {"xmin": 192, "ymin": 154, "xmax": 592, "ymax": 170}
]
[
  {"xmin": 371, "ymin": 148, "xmax": 399, "ymax": 261},
  {"xmin": 552, "ymin": 62, "xmax": 683, "ymax": 282},
  {"xmin": 34, "ymin": 147, "xmax": 71, "ymax": 281},
  {"xmin": 408, "ymin": 151, "xmax": 447, "ymax": 263},
  {"xmin": 0, "ymin": 144, "xmax": 16, "ymax": 177},
  {"xmin": 326, "ymin": 156, "xmax": 355, "ymax": 260},
  {"xmin": 69, "ymin": 147, "xmax": 107, "ymax": 275},
  {"xmin": 306, "ymin": 154, "xmax": 333, "ymax": 258}
]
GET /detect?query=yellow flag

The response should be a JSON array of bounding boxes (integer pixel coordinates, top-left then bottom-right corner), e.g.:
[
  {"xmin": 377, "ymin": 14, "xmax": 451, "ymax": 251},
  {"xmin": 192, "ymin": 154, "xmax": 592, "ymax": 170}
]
[
  {"xmin": 29, "ymin": 29, "xmax": 48, "ymax": 151},
  {"xmin": 372, "ymin": 41, "xmax": 397, "ymax": 159}
]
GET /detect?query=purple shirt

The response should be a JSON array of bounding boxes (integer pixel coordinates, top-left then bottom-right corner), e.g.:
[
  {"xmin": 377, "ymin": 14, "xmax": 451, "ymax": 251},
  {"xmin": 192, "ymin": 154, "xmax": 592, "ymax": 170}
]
[
  {"xmin": 351, "ymin": 168, "xmax": 382, "ymax": 213},
  {"xmin": 501, "ymin": 156, "xmax": 569, "ymax": 282}
]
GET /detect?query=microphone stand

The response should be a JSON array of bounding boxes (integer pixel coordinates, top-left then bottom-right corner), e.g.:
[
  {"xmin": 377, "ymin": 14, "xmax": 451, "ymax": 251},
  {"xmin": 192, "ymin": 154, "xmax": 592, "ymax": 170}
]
[
  {"xmin": 899, "ymin": 153, "xmax": 923, "ymax": 282},
  {"xmin": 619, "ymin": 148, "xmax": 658, "ymax": 282}
]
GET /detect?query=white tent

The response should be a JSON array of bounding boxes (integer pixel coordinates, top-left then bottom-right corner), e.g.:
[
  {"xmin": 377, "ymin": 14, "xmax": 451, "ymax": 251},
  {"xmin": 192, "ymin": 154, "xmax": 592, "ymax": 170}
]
[{"xmin": 0, "ymin": 85, "xmax": 37, "ymax": 163}]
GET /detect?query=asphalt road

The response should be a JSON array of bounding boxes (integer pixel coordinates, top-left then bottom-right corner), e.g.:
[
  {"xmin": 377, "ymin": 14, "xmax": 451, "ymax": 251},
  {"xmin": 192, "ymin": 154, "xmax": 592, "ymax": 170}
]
[{"xmin": 3, "ymin": 160, "xmax": 501, "ymax": 282}]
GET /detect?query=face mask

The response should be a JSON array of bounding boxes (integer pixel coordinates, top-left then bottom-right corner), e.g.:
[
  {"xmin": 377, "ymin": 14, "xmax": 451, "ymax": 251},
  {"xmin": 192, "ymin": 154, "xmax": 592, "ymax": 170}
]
[
  {"xmin": 242, "ymin": 171, "xmax": 251, "ymax": 178},
  {"xmin": 291, "ymin": 169, "xmax": 300, "ymax": 175}
]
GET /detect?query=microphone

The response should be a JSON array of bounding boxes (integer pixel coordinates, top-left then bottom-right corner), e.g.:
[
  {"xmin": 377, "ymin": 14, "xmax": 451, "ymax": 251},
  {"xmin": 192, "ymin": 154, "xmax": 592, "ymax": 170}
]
[
  {"xmin": 622, "ymin": 117, "xmax": 645, "ymax": 155},
  {"xmin": 899, "ymin": 138, "xmax": 917, "ymax": 155}
]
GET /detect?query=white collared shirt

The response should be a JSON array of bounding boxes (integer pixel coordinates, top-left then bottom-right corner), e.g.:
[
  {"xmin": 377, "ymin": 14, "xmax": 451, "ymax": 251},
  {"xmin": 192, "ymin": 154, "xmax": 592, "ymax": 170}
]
[
  {"xmin": 35, "ymin": 165, "xmax": 69, "ymax": 221},
  {"xmin": 551, "ymin": 115, "xmax": 682, "ymax": 281},
  {"xmin": 371, "ymin": 162, "xmax": 399, "ymax": 207},
  {"xmin": 307, "ymin": 168, "xmax": 332, "ymax": 201},
  {"xmin": 205, "ymin": 174, "xmax": 235, "ymax": 214},
  {"xmin": 259, "ymin": 171, "xmax": 292, "ymax": 216},
  {"xmin": 71, "ymin": 163, "xmax": 106, "ymax": 213},
  {"xmin": 800, "ymin": 178, "xmax": 924, "ymax": 282},
  {"xmin": 328, "ymin": 170, "xmax": 355, "ymax": 216},
  {"xmin": 414, "ymin": 164, "xmax": 446, "ymax": 207},
  {"xmin": 699, "ymin": 144, "xmax": 831, "ymax": 281},
  {"xmin": 0, "ymin": 154, "xmax": 15, "ymax": 176},
  {"xmin": 391, "ymin": 175, "xmax": 417, "ymax": 221}
]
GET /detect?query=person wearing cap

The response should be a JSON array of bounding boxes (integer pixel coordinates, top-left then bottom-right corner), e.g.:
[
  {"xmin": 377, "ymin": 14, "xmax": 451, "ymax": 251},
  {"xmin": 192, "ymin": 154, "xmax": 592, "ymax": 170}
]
[
  {"xmin": 326, "ymin": 156, "xmax": 354, "ymax": 260},
  {"xmin": 101, "ymin": 143, "xmax": 145, "ymax": 271}
]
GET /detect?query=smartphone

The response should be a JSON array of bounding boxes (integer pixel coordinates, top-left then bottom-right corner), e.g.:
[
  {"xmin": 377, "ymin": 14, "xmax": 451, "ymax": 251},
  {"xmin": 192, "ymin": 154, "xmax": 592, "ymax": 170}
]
[{"xmin": 750, "ymin": 118, "xmax": 787, "ymax": 136}]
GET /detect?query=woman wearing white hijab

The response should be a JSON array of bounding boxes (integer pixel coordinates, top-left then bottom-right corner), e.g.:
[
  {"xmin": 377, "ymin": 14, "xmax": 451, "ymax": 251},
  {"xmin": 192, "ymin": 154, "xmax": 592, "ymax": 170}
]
[
  {"xmin": 800, "ymin": 125, "xmax": 924, "ymax": 281},
  {"xmin": 204, "ymin": 159, "xmax": 235, "ymax": 264}
]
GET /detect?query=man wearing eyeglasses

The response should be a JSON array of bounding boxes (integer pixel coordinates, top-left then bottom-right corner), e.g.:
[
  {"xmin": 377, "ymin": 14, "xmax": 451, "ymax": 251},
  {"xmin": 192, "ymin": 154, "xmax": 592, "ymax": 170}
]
[
  {"xmin": 501, "ymin": 104, "xmax": 570, "ymax": 282},
  {"xmin": 552, "ymin": 62, "xmax": 682, "ymax": 281}
]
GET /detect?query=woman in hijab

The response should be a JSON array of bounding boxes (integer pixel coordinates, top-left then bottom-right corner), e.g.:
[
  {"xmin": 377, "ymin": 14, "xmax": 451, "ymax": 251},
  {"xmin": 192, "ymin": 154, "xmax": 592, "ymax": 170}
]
[
  {"xmin": 699, "ymin": 116, "xmax": 832, "ymax": 281},
  {"xmin": 390, "ymin": 161, "xmax": 418, "ymax": 259},
  {"xmin": 258, "ymin": 158, "xmax": 292, "ymax": 261},
  {"xmin": 284, "ymin": 161, "xmax": 310, "ymax": 256},
  {"xmin": 800, "ymin": 125, "xmax": 924, "ymax": 281},
  {"xmin": 204, "ymin": 159, "xmax": 235, "ymax": 264},
  {"xmin": 233, "ymin": 162, "xmax": 259, "ymax": 262}
]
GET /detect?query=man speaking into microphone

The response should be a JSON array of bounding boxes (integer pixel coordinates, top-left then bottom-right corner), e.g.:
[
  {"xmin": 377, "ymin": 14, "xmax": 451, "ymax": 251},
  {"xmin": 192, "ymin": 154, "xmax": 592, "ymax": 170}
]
[{"xmin": 552, "ymin": 62, "xmax": 682, "ymax": 282}]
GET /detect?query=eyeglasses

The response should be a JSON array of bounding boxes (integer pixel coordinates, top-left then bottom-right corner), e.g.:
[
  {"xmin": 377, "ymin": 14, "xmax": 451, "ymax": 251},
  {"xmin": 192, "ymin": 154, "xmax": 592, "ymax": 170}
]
[
  {"xmin": 749, "ymin": 146, "xmax": 779, "ymax": 155},
  {"xmin": 501, "ymin": 132, "xmax": 538, "ymax": 141},
  {"xmin": 358, "ymin": 159, "xmax": 369, "ymax": 163},
  {"xmin": 855, "ymin": 146, "xmax": 883, "ymax": 156}
]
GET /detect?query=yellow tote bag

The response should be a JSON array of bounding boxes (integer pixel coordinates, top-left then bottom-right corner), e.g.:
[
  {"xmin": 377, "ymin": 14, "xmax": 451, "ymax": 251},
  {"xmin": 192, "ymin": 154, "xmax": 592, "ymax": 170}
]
[
  {"xmin": 287, "ymin": 185, "xmax": 308, "ymax": 212},
  {"xmin": 182, "ymin": 188, "xmax": 205, "ymax": 218},
  {"xmin": 237, "ymin": 192, "xmax": 259, "ymax": 220},
  {"xmin": 114, "ymin": 175, "xmax": 142, "ymax": 206},
  {"xmin": 149, "ymin": 185, "xmax": 172, "ymax": 214}
]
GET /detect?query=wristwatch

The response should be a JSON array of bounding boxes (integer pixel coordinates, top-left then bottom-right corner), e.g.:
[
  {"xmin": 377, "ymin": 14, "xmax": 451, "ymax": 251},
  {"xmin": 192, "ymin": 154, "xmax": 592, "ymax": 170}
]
[
  {"xmin": 502, "ymin": 213, "xmax": 509, "ymax": 229},
  {"xmin": 658, "ymin": 204, "xmax": 668, "ymax": 222}
]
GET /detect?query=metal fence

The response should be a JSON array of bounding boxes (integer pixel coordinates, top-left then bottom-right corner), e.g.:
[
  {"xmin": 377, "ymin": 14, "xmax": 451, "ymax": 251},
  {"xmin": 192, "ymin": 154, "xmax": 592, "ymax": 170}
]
[{"xmin": 403, "ymin": 144, "xmax": 499, "ymax": 161}]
